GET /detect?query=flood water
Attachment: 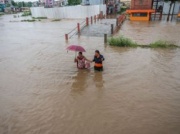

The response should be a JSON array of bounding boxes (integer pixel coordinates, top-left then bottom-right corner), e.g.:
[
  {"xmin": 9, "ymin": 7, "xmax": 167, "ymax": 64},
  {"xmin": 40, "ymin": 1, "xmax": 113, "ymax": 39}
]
[{"xmin": 0, "ymin": 14, "xmax": 180, "ymax": 134}]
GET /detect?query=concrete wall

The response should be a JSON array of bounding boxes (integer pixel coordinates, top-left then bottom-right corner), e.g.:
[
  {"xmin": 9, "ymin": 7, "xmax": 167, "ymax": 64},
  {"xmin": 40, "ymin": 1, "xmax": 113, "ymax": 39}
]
[{"xmin": 30, "ymin": 5, "xmax": 106, "ymax": 19}]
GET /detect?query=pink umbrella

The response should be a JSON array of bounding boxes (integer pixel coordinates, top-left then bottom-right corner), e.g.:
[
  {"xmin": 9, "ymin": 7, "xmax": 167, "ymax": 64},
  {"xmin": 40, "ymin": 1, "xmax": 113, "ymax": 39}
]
[{"xmin": 66, "ymin": 45, "xmax": 86, "ymax": 52}]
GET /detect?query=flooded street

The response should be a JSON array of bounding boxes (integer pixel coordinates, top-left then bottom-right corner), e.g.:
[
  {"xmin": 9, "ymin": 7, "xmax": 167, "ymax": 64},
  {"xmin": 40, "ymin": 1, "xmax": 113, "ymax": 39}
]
[
  {"xmin": 120, "ymin": 20, "xmax": 180, "ymax": 45},
  {"xmin": 0, "ymin": 14, "xmax": 180, "ymax": 134}
]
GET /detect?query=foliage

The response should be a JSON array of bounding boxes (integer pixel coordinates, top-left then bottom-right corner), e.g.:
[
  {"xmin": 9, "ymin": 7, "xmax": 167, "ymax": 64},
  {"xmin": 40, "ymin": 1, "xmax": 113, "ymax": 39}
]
[
  {"xmin": 52, "ymin": 19, "xmax": 61, "ymax": 21},
  {"xmin": 68, "ymin": 0, "xmax": 81, "ymax": 5},
  {"xmin": 149, "ymin": 40, "xmax": 178, "ymax": 48},
  {"xmin": 21, "ymin": 11, "xmax": 31, "ymax": 16},
  {"xmin": 108, "ymin": 36, "xmax": 138, "ymax": 47},
  {"xmin": 0, "ymin": 12, "xmax": 4, "ymax": 16},
  {"xmin": 6, "ymin": 3, "xmax": 11, "ymax": 7},
  {"xmin": 27, "ymin": 2, "xmax": 32, "ymax": 7},
  {"xmin": 32, "ymin": 17, "xmax": 47, "ymax": 19},
  {"xmin": 117, "ymin": 6, "xmax": 127, "ymax": 14},
  {"xmin": 8, "ymin": 1, "xmax": 33, "ymax": 8},
  {"xmin": 108, "ymin": 36, "xmax": 179, "ymax": 48},
  {"xmin": 17, "ymin": 2, "xmax": 22, "ymax": 8},
  {"xmin": 12, "ymin": 0, "xmax": 17, "ymax": 6},
  {"xmin": 21, "ymin": 19, "xmax": 36, "ymax": 22}
]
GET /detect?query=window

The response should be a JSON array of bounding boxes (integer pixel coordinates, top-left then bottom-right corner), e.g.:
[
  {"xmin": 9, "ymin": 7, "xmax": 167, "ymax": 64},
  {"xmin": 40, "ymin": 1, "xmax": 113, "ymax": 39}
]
[{"xmin": 132, "ymin": 13, "xmax": 148, "ymax": 17}]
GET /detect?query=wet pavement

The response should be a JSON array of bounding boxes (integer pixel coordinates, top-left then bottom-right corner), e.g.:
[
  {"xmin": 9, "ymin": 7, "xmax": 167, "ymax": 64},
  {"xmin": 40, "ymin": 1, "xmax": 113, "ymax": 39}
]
[
  {"xmin": 80, "ymin": 19, "xmax": 116, "ymax": 37},
  {"xmin": 0, "ymin": 14, "xmax": 180, "ymax": 134}
]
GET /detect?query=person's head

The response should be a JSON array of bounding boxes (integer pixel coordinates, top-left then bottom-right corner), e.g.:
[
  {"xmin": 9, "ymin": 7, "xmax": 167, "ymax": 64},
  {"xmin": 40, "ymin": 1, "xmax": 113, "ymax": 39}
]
[
  {"xmin": 95, "ymin": 50, "xmax": 100, "ymax": 56},
  {"xmin": 78, "ymin": 52, "xmax": 83, "ymax": 56}
]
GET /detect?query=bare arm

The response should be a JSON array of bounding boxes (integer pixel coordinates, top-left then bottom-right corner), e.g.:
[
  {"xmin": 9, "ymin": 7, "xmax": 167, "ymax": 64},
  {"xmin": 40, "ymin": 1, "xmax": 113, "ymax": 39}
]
[
  {"xmin": 74, "ymin": 57, "xmax": 78, "ymax": 62},
  {"xmin": 84, "ymin": 57, "xmax": 93, "ymax": 62}
]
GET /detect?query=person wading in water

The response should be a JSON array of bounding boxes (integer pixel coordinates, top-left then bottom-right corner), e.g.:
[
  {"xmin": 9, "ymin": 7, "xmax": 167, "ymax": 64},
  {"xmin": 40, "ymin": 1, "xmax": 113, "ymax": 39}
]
[
  {"xmin": 74, "ymin": 52, "xmax": 90, "ymax": 69},
  {"xmin": 91, "ymin": 50, "xmax": 105, "ymax": 71}
]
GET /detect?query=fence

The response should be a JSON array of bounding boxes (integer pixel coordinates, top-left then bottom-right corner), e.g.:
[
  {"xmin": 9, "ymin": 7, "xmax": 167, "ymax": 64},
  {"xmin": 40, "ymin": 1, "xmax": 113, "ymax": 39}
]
[
  {"xmin": 104, "ymin": 14, "xmax": 126, "ymax": 43},
  {"xmin": 65, "ymin": 13, "xmax": 126, "ymax": 43},
  {"xmin": 65, "ymin": 13, "xmax": 105, "ymax": 41}
]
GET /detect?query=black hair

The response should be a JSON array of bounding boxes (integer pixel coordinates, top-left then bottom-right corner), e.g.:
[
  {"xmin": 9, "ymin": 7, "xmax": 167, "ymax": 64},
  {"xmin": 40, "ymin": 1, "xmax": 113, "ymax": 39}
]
[
  {"xmin": 95, "ymin": 50, "xmax": 100, "ymax": 54},
  {"xmin": 79, "ymin": 52, "xmax": 82, "ymax": 55}
]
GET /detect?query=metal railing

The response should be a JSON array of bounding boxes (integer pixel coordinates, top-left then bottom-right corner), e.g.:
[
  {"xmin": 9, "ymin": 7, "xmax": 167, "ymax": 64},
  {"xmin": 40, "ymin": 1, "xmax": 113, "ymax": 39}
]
[{"xmin": 65, "ymin": 13, "xmax": 105, "ymax": 41}]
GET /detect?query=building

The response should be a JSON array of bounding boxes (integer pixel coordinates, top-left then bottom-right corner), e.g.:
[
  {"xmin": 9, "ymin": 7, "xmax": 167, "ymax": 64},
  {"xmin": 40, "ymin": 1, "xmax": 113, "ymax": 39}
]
[
  {"xmin": 106, "ymin": 0, "xmax": 121, "ymax": 14},
  {"xmin": 0, "ymin": 0, "xmax": 5, "ymax": 4},
  {"xmin": 44, "ymin": 0, "xmax": 54, "ymax": 7},
  {"xmin": 126, "ymin": 0, "xmax": 155, "ymax": 21}
]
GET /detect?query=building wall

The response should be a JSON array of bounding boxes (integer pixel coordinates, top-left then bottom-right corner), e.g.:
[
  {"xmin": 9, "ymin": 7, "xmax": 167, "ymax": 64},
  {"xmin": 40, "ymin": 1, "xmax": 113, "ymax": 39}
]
[
  {"xmin": 30, "ymin": 5, "xmax": 106, "ymax": 19},
  {"xmin": 131, "ymin": 0, "xmax": 152, "ymax": 9}
]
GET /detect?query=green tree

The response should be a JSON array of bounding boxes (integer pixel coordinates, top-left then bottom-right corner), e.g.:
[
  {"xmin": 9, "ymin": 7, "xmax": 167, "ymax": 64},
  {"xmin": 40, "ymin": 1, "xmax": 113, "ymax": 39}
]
[
  {"xmin": 17, "ymin": 2, "xmax": 23, "ymax": 8},
  {"xmin": 27, "ymin": 2, "xmax": 32, "ymax": 7},
  {"xmin": 11, "ymin": 0, "xmax": 17, "ymax": 6},
  {"xmin": 22, "ymin": 1, "xmax": 25, "ymax": 7},
  {"xmin": 68, "ymin": 0, "xmax": 81, "ymax": 5},
  {"xmin": 6, "ymin": 3, "xmax": 11, "ymax": 7}
]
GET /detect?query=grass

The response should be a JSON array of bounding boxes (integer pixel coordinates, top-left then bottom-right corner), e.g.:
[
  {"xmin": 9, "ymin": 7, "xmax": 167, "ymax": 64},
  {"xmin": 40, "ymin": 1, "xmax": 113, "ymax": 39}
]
[
  {"xmin": 108, "ymin": 36, "xmax": 179, "ymax": 48},
  {"xmin": 32, "ymin": 17, "xmax": 47, "ymax": 19},
  {"xmin": 22, "ymin": 11, "xmax": 31, "ymax": 17},
  {"xmin": 52, "ymin": 19, "xmax": 61, "ymax": 21},
  {"xmin": 0, "ymin": 12, "xmax": 4, "ymax": 16},
  {"xmin": 108, "ymin": 36, "xmax": 138, "ymax": 47},
  {"xmin": 149, "ymin": 40, "xmax": 178, "ymax": 48},
  {"xmin": 21, "ymin": 19, "xmax": 36, "ymax": 22}
]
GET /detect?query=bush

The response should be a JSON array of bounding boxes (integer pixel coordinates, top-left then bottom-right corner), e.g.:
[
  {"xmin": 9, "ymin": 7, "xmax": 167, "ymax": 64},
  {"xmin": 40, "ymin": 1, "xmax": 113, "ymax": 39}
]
[
  {"xmin": 21, "ymin": 19, "xmax": 36, "ymax": 22},
  {"xmin": 108, "ymin": 36, "xmax": 138, "ymax": 47},
  {"xmin": 22, "ymin": 11, "xmax": 31, "ymax": 16},
  {"xmin": 108, "ymin": 36, "xmax": 179, "ymax": 48},
  {"xmin": 32, "ymin": 17, "xmax": 47, "ymax": 19},
  {"xmin": 117, "ymin": 6, "xmax": 127, "ymax": 14},
  {"xmin": 0, "ymin": 12, "xmax": 4, "ymax": 16},
  {"xmin": 52, "ymin": 19, "xmax": 61, "ymax": 21}
]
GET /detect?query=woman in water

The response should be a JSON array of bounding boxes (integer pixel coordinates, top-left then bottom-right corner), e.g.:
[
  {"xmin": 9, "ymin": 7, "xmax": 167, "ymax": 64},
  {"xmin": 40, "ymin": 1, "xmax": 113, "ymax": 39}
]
[
  {"xmin": 75, "ymin": 52, "xmax": 90, "ymax": 69},
  {"xmin": 91, "ymin": 50, "xmax": 105, "ymax": 71}
]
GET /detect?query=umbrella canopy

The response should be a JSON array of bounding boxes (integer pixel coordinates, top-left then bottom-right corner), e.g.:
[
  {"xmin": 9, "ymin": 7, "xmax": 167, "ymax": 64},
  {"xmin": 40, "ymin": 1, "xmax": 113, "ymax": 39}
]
[{"xmin": 67, "ymin": 45, "xmax": 86, "ymax": 52}]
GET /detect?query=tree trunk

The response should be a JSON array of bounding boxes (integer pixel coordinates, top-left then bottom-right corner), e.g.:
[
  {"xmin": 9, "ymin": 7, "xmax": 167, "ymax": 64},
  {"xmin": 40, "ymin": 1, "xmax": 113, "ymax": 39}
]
[{"xmin": 167, "ymin": 2, "xmax": 173, "ymax": 21}]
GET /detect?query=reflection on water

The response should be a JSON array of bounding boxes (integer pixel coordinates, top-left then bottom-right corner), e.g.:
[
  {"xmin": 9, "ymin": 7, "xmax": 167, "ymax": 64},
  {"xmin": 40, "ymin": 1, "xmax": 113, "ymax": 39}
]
[
  {"xmin": 71, "ymin": 70, "xmax": 89, "ymax": 91},
  {"xmin": 0, "ymin": 14, "xmax": 180, "ymax": 134},
  {"xmin": 93, "ymin": 72, "xmax": 104, "ymax": 89}
]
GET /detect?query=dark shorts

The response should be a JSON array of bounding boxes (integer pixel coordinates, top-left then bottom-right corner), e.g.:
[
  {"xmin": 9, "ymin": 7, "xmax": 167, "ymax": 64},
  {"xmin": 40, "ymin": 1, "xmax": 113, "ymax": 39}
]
[{"xmin": 94, "ymin": 66, "xmax": 103, "ymax": 71}]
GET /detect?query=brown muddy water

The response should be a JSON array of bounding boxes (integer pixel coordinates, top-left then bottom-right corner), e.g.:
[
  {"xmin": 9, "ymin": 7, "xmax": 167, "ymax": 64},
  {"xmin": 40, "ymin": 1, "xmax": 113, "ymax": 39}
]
[{"xmin": 0, "ymin": 14, "xmax": 180, "ymax": 134}]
